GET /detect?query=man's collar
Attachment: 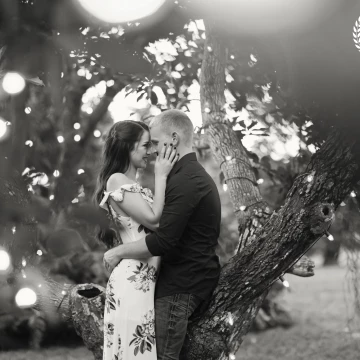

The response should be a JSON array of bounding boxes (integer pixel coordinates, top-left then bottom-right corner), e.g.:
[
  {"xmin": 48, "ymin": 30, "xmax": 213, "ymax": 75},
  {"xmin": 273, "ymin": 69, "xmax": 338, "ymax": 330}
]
[{"xmin": 168, "ymin": 152, "xmax": 197, "ymax": 178}]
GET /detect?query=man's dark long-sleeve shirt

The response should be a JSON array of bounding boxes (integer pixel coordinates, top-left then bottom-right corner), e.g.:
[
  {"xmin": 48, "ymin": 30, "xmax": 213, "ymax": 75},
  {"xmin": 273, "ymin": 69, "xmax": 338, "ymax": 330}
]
[{"xmin": 145, "ymin": 152, "xmax": 221, "ymax": 300}]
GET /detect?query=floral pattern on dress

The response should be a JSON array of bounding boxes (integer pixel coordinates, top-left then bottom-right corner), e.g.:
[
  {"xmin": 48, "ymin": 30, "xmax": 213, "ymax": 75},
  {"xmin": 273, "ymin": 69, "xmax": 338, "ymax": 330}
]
[
  {"xmin": 106, "ymin": 278, "xmax": 117, "ymax": 314},
  {"xmin": 127, "ymin": 262, "xmax": 157, "ymax": 292},
  {"xmin": 129, "ymin": 309, "xmax": 156, "ymax": 356},
  {"xmin": 113, "ymin": 334, "xmax": 123, "ymax": 360},
  {"xmin": 105, "ymin": 322, "xmax": 115, "ymax": 348}
]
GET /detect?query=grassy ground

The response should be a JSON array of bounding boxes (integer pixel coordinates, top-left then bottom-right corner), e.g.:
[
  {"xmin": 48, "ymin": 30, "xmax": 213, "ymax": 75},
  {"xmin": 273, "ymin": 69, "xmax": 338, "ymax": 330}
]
[
  {"xmin": 1, "ymin": 266, "xmax": 359, "ymax": 360},
  {"xmin": 237, "ymin": 266, "xmax": 360, "ymax": 360}
]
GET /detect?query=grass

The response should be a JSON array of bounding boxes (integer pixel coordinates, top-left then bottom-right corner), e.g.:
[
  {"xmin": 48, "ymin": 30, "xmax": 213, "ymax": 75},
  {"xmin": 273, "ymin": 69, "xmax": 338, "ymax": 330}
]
[
  {"xmin": 237, "ymin": 266, "xmax": 360, "ymax": 360},
  {"xmin": 1, "ymin": 266, "xmax": 359, "ymax": 360}
]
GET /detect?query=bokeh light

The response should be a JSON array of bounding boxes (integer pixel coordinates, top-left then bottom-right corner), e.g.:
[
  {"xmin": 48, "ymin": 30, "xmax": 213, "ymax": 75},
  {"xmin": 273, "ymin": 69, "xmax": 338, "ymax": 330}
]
[
  {"xmin": 2, "ymin": 72, "xmax": 26, "ymax": 94},
  {"xmin": 76, "ymin": 0, "xmax": 166, "ymax": 24},
  {"xmin": 0, "ymin": 117, "xmax": 7, "ymax": 139},
  {"xmin": 15, "ymin": 287, "xmax": 37, "ymax": 308},
  {"xmin": 0, "ymin": 249, "xmax": 11, "ymax": 271}
]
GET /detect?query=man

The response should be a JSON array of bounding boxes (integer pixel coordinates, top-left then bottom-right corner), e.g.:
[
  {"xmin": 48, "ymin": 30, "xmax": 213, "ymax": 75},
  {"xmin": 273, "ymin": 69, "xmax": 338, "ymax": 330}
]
[{"xmin": 104, "ymin": 109, "xmax": 221, "ymax": 359}]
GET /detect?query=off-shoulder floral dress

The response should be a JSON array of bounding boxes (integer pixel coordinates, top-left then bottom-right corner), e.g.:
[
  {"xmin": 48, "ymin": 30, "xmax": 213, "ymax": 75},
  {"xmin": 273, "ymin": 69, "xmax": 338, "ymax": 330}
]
[{"xmin": 99, "ymin": 183, "xmax": 160, "ymax": 360}]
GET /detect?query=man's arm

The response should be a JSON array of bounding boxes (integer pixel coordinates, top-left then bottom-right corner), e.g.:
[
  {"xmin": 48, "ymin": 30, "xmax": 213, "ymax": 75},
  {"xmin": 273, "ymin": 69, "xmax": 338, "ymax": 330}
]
[{"xmin": 103, "ymin": 237, "xmax": 151, "ymax": 273}]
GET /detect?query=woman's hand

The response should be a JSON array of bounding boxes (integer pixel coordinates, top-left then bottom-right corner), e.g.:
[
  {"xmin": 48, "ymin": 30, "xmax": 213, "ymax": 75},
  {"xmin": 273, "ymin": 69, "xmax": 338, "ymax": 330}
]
[{"xmin": 154, "ymin": 144, "xmax": 179, "ymax": 178}]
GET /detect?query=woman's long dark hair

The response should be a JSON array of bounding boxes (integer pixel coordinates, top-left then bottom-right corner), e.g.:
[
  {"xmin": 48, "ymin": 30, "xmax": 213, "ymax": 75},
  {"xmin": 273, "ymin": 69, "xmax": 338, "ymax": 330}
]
[{"xmin": 93, "ymin": 120, "xmax": 149, "ymax": 248}]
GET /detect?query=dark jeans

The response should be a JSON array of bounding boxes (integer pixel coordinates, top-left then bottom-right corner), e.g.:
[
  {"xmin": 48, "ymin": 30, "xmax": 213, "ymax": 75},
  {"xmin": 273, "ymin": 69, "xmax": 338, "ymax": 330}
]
[{"xmin": 155, "ymin": 293, "xmax": 202, "ymax": 360}]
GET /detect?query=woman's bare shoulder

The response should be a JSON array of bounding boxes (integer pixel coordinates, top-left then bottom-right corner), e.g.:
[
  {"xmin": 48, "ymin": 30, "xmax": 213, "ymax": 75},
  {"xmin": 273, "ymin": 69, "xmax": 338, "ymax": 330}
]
[{"xmin": 106, "ymin": 173, "xmax": 134, "ymax": 192}]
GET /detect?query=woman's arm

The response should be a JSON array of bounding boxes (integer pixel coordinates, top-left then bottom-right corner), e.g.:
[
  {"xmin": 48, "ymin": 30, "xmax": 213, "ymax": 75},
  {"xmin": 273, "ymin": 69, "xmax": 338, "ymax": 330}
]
[
  {"xmin": 106, "ymin": 145, "xmax": 178, "ymax": 230},
  {"xmin": 107, "ymin": 173, "xmax": 165, "ymax": 230}
]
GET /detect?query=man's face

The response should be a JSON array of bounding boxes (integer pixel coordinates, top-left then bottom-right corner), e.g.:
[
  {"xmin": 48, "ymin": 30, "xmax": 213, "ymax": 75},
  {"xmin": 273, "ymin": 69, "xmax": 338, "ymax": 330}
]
[{"xmin": 149, "ymin": 124, "xmax": 173, "ymax": 155}]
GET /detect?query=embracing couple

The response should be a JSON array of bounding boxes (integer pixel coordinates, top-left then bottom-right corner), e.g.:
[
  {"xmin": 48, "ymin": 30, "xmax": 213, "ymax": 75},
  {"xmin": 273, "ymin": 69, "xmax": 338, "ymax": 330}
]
[{"xmin": 94, "ymin": 109, "xmax": 221, "ymax": 360}]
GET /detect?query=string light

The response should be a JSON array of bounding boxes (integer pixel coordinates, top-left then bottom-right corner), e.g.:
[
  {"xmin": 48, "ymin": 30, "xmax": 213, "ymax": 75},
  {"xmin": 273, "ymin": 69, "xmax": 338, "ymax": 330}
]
[
  {"xmin": 74, "ymin": 123, "xmax": 81, "ymax": 130},
  {"xmin": 25, "ymin": 107, "xmax": 32, "ymax": 114},
  {"xmin": 227, "ymin": 312, "xmax": 234, "ymax": 326},
  {"xmin": 350, "ymin": 191, "xmax": 356, "ymax": 198},
  {"xmin": 77, "ymin": 68, "xmax": 86, "ymax": 77},
  {"xmin": 78, "ymin": 169, "xmax": 85, "ymax": 175},
  {"xmin": 106, "ymin": 80, "xmax": 114, "ymax": 87},
  {"xmin": 15, "ymin": 288, "xmax": 37, "ymax": 308},
  {"xmin": 279, "ymin": 275, "xmax": 290, "ymax": 288},
  {"xmin": 325, "ymin": 231, "xmax": 334, "ymax": 241},
  {"xmin": 74, "ymin": 134, "xmax": 81, "ymax": 142},
  {"xmin": 49, "ymin": 195, "xmax": 55, "ymax": 200},
  {"xmin": 2, "ymin": 72, "xmax": 26, "ymax": 94},
  {"xmin": 53, "ymin": 170, "xmax": 60, "ymax": 177},
  {"xmin": 0, "ymin": 117, "xmax": 7, "ymax": 139},
  {"xmin": 257, "ymin": 178, "xmax": 264, "ymax": 184},
  {"xmin": 61, "ymin": 290, "xmax": 67, "ymax": 295},
  {"xmin": 229, "ymin": 354, "xmax": 236, "ymax": 360},
  {"xmin": 223, "ymin": 184, "xmax": 228, "ymax": 192},
  {"xmin": 37, "ymin": 250, "xmax": 43, "ymax": 256},
  {"xmin": 340, "ymin": 202, "xmax": 346, "ymax": 206},
  {"xmin": 85, "ymin": 107, "xmax": 93, "ymax": 114},
  {"xmin": 225, "ymin": 156, "xmax": 232, "ymax": 161},
  {"xmin": 306, "ymin": 175, "xmax": 313, "ymax": 182},
  {"xmin": 239, "ymin": 206, "xmax": 247, "ymax": 211},
  {"xmin": 57, "ymin": 135, "xmax": 64, "ymax": 143},
  {"xmin": 22, "ymin": 258, "xmax": 27, "ymax": 267},
  {"xmin": 25, "ymin": 140, "xmax": 33, "ymax": 147},
  {"xmin": 94, "ymin": 130, "xmax": 101, "ymax": 138},
  {"xmin": 12, "ymin": 226, "xmax": 16, "ymax": 234},
  {"xmin": 0, "ymin": 249, "xmax": 11, "ymax": 271}
]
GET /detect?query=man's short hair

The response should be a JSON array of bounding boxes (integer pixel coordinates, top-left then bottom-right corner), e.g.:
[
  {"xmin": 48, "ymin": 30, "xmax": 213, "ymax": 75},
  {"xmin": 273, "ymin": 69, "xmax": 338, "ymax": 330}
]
[{"xmin": 150, "ymin": 109, "xmax": 194, "ymax": 146}]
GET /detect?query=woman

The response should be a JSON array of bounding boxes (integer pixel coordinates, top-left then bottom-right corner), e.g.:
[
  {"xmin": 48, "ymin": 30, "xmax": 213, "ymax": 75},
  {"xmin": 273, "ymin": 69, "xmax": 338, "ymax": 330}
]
[{"xmin": 94, "ymin": 120, "xmax": 177, "ymax": 360}]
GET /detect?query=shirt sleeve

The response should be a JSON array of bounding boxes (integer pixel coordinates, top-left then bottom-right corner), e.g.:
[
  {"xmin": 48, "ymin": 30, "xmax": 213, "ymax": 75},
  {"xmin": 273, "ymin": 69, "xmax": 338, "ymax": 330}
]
[{"xmin": 145, "ymin": 174, "xmax": 198, "ymax": 256}]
